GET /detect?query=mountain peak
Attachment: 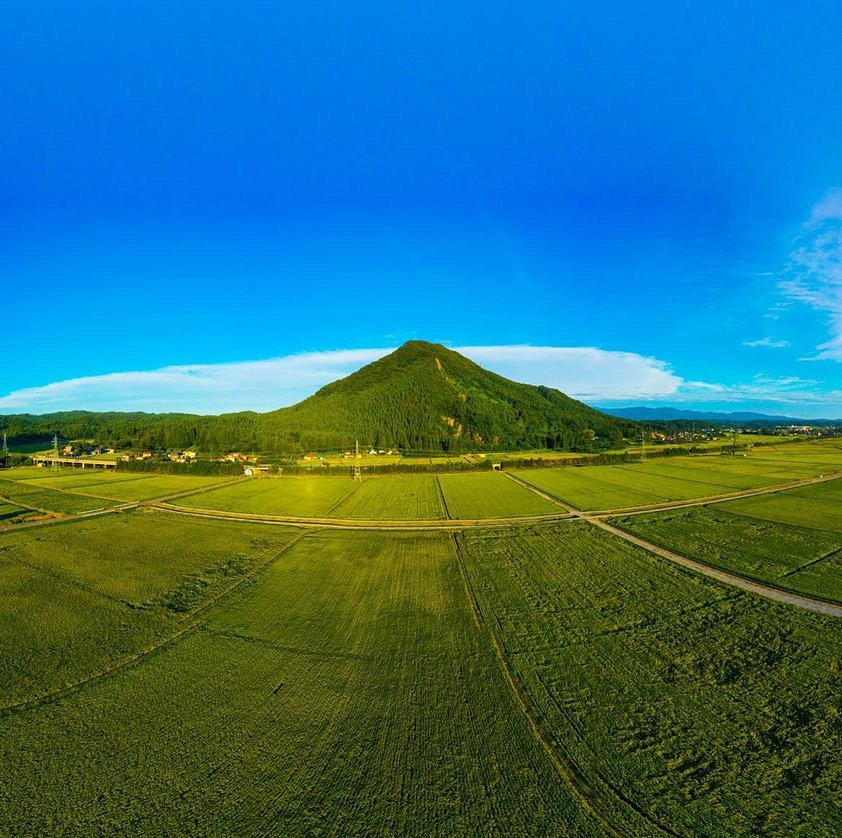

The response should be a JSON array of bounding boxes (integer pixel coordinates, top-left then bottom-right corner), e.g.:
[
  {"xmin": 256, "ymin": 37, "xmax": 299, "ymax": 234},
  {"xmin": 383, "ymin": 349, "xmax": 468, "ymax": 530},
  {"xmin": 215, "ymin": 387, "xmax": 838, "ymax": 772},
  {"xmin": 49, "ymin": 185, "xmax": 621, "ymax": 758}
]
[{"xmin": 268, "ymin": 341, "xmax": 634, "ymax": 451}]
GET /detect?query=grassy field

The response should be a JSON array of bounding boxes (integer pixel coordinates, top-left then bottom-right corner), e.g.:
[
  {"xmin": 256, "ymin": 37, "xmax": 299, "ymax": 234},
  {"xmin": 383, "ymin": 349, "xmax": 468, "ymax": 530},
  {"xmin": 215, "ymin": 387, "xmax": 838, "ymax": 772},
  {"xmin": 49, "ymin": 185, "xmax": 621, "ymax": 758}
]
[
  {"xmin": 613, "ymin": 506, "xmax": 842, "ymax": 603},
  {"xmin": 0, "ymin": 510, "xmax": 299, "ymax": 707},
  {"xmin": 174, "ymin": 476, "xmax": 356, "ymax": 517},
  {"xmin": 721, "ymin": 478, "xmax": 842, "ymax": 533},
  {"xmin": 0, "ymin": 527, "xmax": 597, "ymax": 834},
  {"xmin": 2, "ymin": 444, "xmax": 842, "ymax": 832},
  {"xmin": 514, "ymin": 442, "xmax": 842, "ymax": 511},
  {"xmin": 331, "ymin": 475, "xmax": 445, "ymax": 519},
  {"xmin": 438, "ymin": 472, "xmax": 561, "ymax": 518},
  {"xmin": 459, "ymin": 522, "xmax": 842, "ymax": 834},
  {"xmin": 0, "ymin": 478, "xmax": 120, "ymax": 514},
  {"xmin": 0, "ymin": 501, "xmax": 29, "ymax": 522}
]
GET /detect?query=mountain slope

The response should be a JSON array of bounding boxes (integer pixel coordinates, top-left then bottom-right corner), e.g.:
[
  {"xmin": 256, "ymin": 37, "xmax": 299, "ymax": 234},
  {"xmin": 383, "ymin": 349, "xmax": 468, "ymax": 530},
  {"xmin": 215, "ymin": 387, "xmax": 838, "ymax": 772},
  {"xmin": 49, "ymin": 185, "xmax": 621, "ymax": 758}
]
[{"xmin": 261, "ymin": 341, "xmax": 634, "ymax": 451}]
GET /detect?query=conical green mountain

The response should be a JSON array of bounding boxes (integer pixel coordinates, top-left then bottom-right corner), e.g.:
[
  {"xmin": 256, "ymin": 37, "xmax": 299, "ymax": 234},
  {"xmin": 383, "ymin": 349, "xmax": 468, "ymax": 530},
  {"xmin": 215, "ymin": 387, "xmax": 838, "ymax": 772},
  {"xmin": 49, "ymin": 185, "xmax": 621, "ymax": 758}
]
[{"xmin": 261, "ymin": 341, "xmax": 634, "ymax": 451}]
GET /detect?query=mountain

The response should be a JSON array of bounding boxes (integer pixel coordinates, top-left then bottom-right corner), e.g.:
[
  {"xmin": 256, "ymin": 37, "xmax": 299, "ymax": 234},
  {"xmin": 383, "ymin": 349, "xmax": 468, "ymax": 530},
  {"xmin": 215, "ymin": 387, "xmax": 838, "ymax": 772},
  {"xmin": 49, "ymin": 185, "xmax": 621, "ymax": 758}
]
[
  {"xmin": 0, "ymin": 342, "xmax": 636, "ymax": 453},
  {"xmin": 602, "ymin": 406, "xmax": 836, "ymax": 424},
  {"xmin": 260, "ymin": 341, "xmax": 635, "ymax": 451}
]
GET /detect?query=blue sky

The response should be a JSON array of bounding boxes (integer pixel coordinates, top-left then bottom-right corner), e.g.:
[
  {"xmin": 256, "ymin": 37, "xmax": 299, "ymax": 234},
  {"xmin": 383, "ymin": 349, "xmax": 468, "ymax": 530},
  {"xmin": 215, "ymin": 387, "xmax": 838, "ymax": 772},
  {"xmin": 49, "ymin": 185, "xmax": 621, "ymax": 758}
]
[{"xmin": 2, "ymin": 3, "xmax": 842, "ymax": 417}]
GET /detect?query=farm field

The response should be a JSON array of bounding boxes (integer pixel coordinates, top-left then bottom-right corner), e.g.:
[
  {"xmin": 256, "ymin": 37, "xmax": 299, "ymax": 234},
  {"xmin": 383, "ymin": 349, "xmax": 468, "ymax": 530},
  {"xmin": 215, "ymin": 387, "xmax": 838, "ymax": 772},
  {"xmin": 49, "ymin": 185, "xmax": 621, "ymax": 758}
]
[
  {"xmin": 613, "ymin": 505, "xmax": 842, "ymax": 603},
  {"xmin": 0, "ymin": 501, "xmax": 28, "ymax": 522},
  {"xmin": 330, "ymin": 475, "xmax": 445, "ymax": 519},
  {"xmin": 514, "ymin": 442, "xmax": 842, "ymax": 511},
  {"xmin": 0, "ymin": 527, "xmax": 597, "ymax": 834},
  {"xmin": 0, "ymin": 478, "xmax": 120, "ymax": 514},
  {"xmin": 174, "ymin": 476, "xmax": 356, "ymax": 517},
  {"xmin": 438, "ymin": 472, "xmax": 561, "ymax": 518},
  {"xmin": 459, "ymin": 522, "xmax": 842, "ymax": 834},
  {"xmin": 0, "ymin": 510, "xmax": 299, "ymax": 707},
  {"xmin": 721, "ymin": 478, "xmax": 842, "ymax": 533}
]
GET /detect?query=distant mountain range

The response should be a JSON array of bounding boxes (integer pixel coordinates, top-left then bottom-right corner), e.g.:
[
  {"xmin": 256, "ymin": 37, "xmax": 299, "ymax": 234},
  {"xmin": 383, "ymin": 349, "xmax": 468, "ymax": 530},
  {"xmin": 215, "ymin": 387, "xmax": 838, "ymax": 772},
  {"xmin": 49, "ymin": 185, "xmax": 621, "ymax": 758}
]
[
  {"xmin": 602, "ymin": 406, "xmax": 838, "ymax": 424},
  {"xmin": 0, "ymin": 341, "xmax": 636, "ymax": 453}
]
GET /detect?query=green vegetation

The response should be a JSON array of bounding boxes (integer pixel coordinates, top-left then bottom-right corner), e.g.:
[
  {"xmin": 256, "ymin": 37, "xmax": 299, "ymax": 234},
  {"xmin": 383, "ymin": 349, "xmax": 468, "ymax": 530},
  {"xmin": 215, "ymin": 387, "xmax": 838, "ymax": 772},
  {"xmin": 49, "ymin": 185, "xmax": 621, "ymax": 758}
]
[
  {"xmin": 0, "ymin": 527, "xmax": 597, "ymax": 834},
  {"xmin": 613, "ymin": 506, "xmax": 842, "ymax": 602},
  {"xmin": 0, "ymin": 510, "xmax": 298, "ymax": 706},
  {"xmin": 331, "ymin": 475, "xmax": 445, "ymax": 520},
  {"xmin": 460, "ymin": 522, "xmax": 842, "ymax": 834},
  {"xmin": 174, "ymin": 476, "xmax": 356, "ymax": 517},
  {"xmin": 1, "ymin": 440, "xmax": 841, "ymax": 832},
  {"xmin": 516, "ymin": 443, "xmax": 842, "ymax": 510},
  {"xmin": 723, "ymin": 478, "xmax": 842, "ymax": 533},
  {"xmin": 438, "ymin": 472, "xmax": 561, "ymax": 518},
  {"xmin": 0, "ymin": 478, "xmax": 119, "ymax": 514}
]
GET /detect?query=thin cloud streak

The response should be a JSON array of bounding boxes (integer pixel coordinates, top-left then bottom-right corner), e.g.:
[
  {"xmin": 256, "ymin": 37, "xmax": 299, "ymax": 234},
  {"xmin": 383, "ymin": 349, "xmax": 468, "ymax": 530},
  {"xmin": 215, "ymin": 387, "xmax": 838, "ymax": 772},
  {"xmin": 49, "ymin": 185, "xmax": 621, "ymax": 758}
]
[{"xmin": 779, "ymin": 188, "xmax": 842, "ymax": 361}]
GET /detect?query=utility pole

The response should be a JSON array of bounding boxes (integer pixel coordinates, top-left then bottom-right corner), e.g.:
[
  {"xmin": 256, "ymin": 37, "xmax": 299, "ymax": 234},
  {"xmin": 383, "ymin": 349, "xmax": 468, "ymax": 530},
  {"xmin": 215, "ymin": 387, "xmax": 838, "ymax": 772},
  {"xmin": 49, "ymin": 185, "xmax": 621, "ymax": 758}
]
[
  {"xmin": 1, "ymin": 432, "xmax": 6, "ymax": 452},
  {"xmin": 353, "ymin": 438, "xmax": 362, "ymax": 481},
  {"xmin": 641, "ymin": 429, "xmax": 646, "ymax": 463}
]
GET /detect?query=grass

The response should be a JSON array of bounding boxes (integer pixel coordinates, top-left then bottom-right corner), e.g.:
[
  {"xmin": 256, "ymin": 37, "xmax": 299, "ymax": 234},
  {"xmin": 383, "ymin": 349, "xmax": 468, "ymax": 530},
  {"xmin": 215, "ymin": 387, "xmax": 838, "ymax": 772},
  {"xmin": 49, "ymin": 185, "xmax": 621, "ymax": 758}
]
[
  {"xmin": 438, "ymin": 472, "xmax": 561, "ymax": 518},
  {"xmin": 722, "ymin": 478, "xmax": 842, "ymax": 533},
  {"xmin": 460, "ymin": 521, "xmax": 842, "ymax": 834},
  {"xmin": 0, "ymin": 478, "xmax": 119, "ymax": 514},
  {"xmin": 0, "ymin": 501, "xmax": 28, "ymax": 521},
  {"xmin": 174, "ymin": 476, "xmax": 356, "ymax": 517},
  {"xmin": 612, "ymin": 506, "xmax": 842, "ymax": 603},
  {"xmin": 0, "ymin": 510, "xmax": 299, "ymax": 707},
  {"xmin": 0, "ymin": 529, "xmax": 596, "ymax": 834},
  {"xmin": 331, "ymin": 475, "xmax": 445, "ymax": 519},
  {"xmin": 514, "ymin": 443, "xmax": 842, "ymax": 511}
]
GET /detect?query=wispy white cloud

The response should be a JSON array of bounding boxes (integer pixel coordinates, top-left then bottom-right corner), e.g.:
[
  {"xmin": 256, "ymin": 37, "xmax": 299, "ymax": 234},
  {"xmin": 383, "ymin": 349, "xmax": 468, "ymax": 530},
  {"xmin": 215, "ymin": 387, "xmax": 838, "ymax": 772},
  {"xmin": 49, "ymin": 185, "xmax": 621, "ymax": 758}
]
[
  {"xmin": 0, "ymin": 345, "xmax": 683, "ymax": 414},
  {"xmin": 779, "ymin": 188, "xmax": 842, "ymax": 361},
  {"xmin": 742, "ymin": 337, "xmax": 790, "ymax": 348}
]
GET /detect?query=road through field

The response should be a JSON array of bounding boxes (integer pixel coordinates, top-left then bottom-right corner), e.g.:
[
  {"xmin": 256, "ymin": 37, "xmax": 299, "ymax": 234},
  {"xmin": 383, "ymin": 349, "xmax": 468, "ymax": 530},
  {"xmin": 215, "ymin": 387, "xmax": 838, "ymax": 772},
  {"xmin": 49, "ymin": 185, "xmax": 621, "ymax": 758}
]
[{"xmin": 584, "ymin": 516, "xmax": 842, "ymax": 618}]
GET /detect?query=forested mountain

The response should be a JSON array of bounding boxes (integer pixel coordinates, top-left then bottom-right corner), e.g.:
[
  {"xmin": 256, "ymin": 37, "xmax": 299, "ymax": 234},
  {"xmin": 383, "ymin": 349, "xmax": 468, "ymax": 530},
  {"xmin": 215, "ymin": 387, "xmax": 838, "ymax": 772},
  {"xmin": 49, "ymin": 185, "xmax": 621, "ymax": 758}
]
[{"xmin": 0, "ymin": 342, "xmax": 636, "ymax": 453}]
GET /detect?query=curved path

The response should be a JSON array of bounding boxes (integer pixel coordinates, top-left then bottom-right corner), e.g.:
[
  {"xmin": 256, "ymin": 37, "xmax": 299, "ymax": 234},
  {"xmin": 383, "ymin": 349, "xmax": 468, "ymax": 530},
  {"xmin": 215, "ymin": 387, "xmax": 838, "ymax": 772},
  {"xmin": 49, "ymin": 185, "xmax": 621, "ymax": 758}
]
[{"xmin": 583, "ymin": 515, "xmax": 842, "ymax": 618}]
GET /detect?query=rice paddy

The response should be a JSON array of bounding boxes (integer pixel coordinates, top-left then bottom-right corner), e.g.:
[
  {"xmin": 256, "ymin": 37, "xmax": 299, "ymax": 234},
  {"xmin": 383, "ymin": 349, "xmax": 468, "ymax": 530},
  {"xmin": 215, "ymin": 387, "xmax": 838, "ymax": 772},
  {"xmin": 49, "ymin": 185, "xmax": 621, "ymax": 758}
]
[{"xmin": 1, "ymin": 441, "xmax": 841, "ymax": 832}]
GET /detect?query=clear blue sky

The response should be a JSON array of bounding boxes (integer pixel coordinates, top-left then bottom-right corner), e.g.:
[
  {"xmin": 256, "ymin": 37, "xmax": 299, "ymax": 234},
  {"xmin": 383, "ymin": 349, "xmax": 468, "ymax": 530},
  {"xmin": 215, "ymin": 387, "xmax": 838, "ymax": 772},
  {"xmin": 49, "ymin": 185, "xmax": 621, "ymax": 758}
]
[{"xmin": 2, "ymin": 2, "xmax": 842, "ymax": 417}]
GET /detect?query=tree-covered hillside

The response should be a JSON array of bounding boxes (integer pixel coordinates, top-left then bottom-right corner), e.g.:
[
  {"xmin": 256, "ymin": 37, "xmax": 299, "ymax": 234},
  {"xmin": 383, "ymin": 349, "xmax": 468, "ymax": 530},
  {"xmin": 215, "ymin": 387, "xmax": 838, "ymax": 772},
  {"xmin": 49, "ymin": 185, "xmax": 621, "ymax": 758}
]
[{"xmin": 0, "ymin": 342, "xmax": 636, "ymax": 453}]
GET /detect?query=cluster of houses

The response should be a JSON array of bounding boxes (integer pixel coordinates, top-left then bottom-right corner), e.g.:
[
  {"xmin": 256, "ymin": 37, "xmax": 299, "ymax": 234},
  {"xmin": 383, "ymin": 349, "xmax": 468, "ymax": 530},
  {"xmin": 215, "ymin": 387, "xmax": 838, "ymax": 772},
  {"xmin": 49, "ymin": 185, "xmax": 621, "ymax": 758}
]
[{"xmin": 60, "ymin": 444, "xmax": 114, "ymax": 458}]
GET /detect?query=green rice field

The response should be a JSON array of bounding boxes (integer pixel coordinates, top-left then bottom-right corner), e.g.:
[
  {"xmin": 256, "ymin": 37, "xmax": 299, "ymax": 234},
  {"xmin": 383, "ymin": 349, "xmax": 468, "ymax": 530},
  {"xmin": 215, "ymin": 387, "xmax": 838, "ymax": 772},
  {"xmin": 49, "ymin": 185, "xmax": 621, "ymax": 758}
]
[
  {"xmin": 438, "ymin": 472, "xmax": 561, "ymax": 518},
  {"xmin": 330, "ymin": 475, "xmax": 445, "ymax": 519},
  {"xmin": 173, "ymin": 476, "xmax": 356, "ymax": 517},
  {"xmin": 613, "ymin": 505, "xmax": 842, "ymax": 603},
  {"xmin": 2, "ymin": 510, "xmax": 839, "ymax": 833}
]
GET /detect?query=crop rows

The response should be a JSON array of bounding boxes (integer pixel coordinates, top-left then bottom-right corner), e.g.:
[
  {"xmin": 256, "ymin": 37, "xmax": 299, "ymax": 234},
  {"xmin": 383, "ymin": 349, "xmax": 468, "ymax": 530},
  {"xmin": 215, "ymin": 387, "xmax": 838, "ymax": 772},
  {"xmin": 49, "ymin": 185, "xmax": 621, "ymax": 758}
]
[
  {"xmin": 459, "ymin": 521, "xmax": 842, "ymax": 834},
  {"xmin": 330, "ymin": 475, "xmax": 445, "ymax": 519},
  {"xmin": 437, "ymin": 473, "xmax": 560, "ymax": 518},
  {"xmin": 0, "ymin": 511, "xmax": 298, "ymax": 706},
  {"xmin": 174, "ymin": 476, "xmax": 356, "ymax": 517},
  {"xmin": 0, "ymin": 528, "xmax": 598, "ymax": 834}
]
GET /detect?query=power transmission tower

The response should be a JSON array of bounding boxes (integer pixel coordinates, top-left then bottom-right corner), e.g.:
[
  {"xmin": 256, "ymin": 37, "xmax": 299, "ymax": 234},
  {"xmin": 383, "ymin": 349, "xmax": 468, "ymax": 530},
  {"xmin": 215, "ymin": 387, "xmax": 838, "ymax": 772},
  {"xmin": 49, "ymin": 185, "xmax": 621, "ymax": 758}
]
[
  {"xmin": 1, "ymin": 432, "xmax": 6, "ymax": 452},
  {"xmin": 353, "ymin": 438, "xmax": 362, "ymax": 481},
  {"xmin": 641, "ymin": 429, "xmax": 646, "ymax": 462}
]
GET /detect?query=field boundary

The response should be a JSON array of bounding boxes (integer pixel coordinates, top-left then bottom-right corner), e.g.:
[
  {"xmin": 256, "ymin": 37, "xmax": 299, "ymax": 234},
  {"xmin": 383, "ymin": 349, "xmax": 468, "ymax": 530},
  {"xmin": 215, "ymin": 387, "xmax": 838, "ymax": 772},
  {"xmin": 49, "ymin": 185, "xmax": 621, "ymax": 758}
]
[
  {"xmin": 586, "ymin": 471, "xmax": 842, "ymax": 518},
  {"xmin": 434, "ymin": 476, "xmax": 451, "ymax": 519}
]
